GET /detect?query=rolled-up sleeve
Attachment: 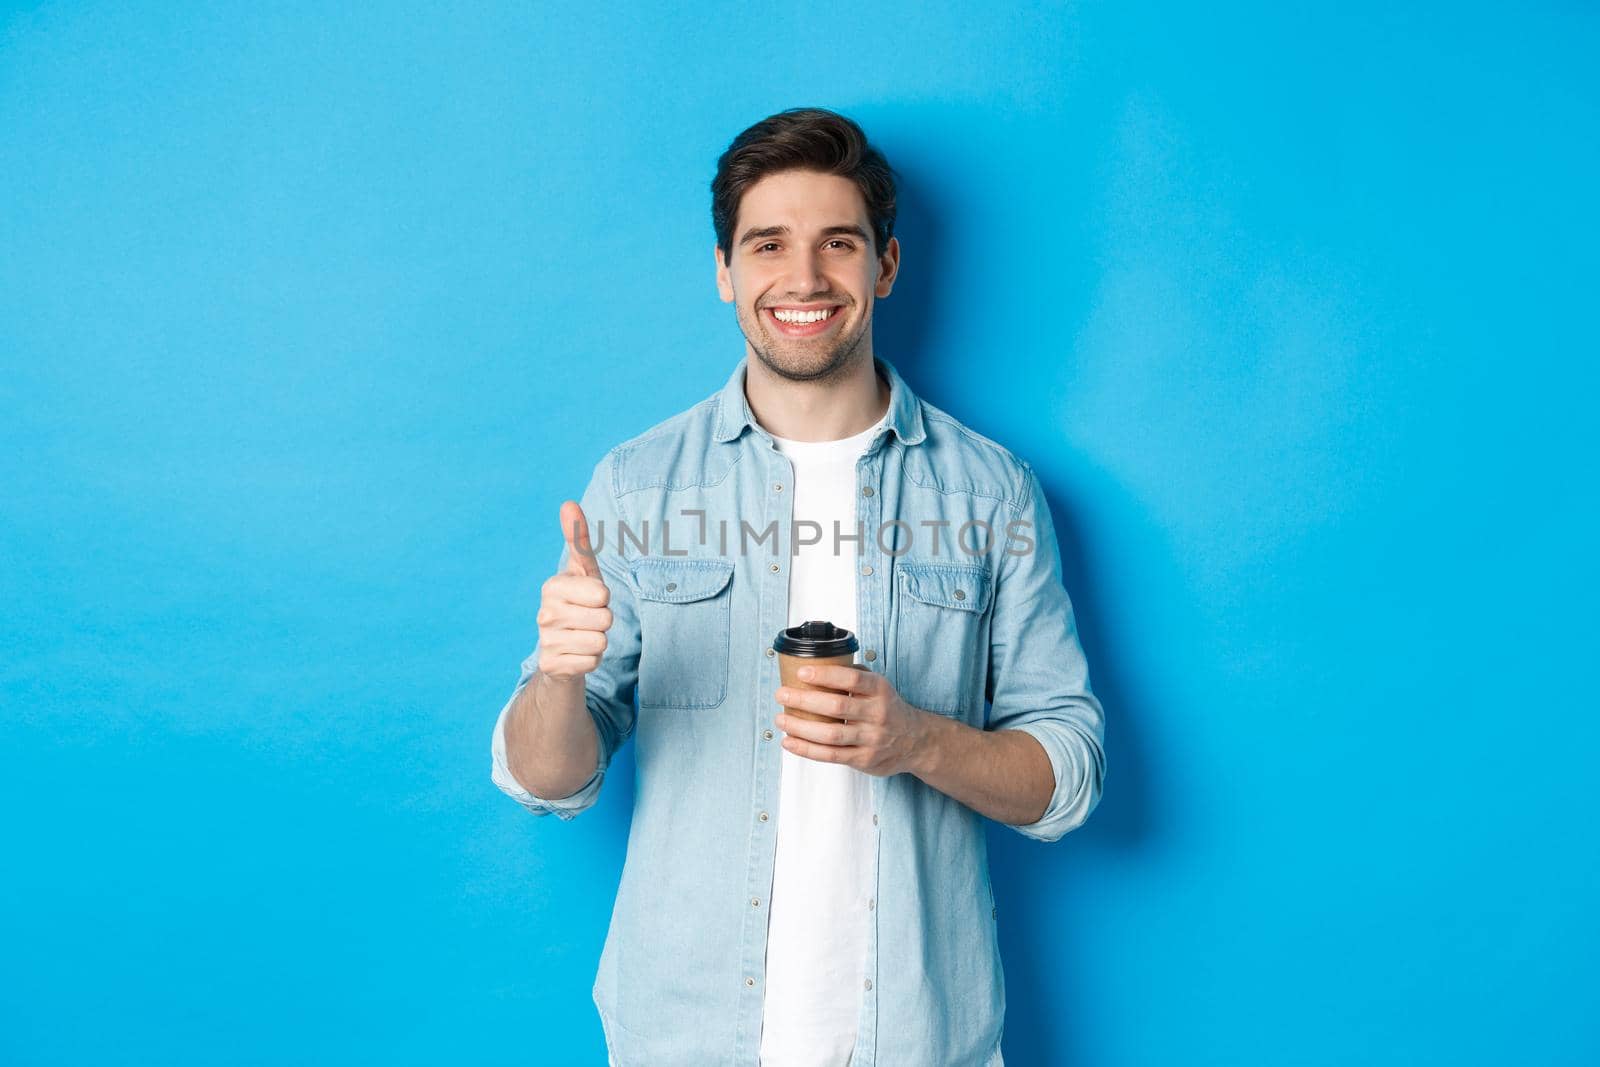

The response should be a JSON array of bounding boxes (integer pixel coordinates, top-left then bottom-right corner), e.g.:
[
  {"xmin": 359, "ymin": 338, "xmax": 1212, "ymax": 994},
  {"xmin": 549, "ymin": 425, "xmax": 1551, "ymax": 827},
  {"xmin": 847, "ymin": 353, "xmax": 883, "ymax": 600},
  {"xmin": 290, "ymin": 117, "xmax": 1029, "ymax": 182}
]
[
  {"xmin": 984, "ymin": 459, "xmax": 1106, "ymax": 843},
  {"xmin": 490, "ymin": 448, "xmax": 641, "ymax": 821}
]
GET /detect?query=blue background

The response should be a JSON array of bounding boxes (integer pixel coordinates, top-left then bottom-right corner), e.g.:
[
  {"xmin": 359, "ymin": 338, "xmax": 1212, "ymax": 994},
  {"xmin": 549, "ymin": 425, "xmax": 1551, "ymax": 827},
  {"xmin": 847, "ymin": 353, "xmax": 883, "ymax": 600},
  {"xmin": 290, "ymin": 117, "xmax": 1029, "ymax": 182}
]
[{"xmin": 3, "ymin": 2, "xmax": 1596, "ymax": 1064}]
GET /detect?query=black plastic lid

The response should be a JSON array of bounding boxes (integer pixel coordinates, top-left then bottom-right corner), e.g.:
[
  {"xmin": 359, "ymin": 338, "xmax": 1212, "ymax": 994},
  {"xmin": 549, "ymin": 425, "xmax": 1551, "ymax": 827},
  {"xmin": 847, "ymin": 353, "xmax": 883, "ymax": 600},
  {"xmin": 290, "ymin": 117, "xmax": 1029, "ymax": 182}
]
[{"xmin": 773, "ymin": 620, "xmax": 859, "ymax": 658}]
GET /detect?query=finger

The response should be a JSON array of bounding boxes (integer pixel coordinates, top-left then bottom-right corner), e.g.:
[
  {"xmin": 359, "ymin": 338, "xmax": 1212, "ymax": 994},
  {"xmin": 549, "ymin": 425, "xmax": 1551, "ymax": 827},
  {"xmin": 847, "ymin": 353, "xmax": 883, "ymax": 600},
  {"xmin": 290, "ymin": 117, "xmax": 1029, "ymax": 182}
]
[
  {"xmin": 779, "ymin": 733, "xmax": 862, "ymax": 763},
  {"xmin": 550, "ymin": 628, "xmax": 608, "ymax": 657},
  {"xmin": 544, "ymin": 602, "xmax": 613, "ymax": 633},
  {"xmin": 776, "ymin": 711, "xmax": 860, "ymax": 748},
  {"xmin": 563, "ymin": 630, "xmax": 611, "ymax": 655},
  {"xmin": 560, "ymin": 500, "xmax": 603, "ymax": 579},
  {"xmin": 775, "ymin": 685, "xmax": 852, "ymax": 721},
  {"xmin": 797, "ymin": 664, "xmax": 875, "ymax": 694},
  {"xmin": 545, "ymin": 573, "xmax": 611, "ymax": 609},
  {"xmin": 539, "ymin": 651, "xmax": 602, "ymax": 675}
]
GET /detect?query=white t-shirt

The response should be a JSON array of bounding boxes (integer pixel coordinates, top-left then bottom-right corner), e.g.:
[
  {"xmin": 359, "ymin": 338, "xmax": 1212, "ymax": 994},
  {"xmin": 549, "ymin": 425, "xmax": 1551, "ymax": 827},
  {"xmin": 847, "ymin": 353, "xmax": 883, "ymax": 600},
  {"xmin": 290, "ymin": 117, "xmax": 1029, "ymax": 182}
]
[{"xmin": 758, "ymin": 410, "xmax": 887, "ymax": 1067}]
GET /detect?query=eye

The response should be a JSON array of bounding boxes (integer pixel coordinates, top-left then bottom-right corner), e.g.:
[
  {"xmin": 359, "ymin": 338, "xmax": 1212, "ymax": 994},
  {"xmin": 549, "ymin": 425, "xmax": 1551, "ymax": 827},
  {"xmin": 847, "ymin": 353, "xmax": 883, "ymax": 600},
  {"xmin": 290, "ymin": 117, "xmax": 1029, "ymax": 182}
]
[
  {"xmin": 756, "ymin": 242, "xmax": 780, "ymax": 253},
  {"xmin": 825, "ymin": 239, "xmax": 854, "ymax": 251}
]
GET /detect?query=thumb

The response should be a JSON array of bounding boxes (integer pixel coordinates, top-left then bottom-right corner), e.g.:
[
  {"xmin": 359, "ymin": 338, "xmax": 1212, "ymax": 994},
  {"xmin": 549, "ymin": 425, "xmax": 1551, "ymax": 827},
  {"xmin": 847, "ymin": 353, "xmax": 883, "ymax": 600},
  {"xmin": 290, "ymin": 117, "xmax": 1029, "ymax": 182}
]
[{"xmin": 560, "ymin": 500, "xmax": 603, "ymax": 579}]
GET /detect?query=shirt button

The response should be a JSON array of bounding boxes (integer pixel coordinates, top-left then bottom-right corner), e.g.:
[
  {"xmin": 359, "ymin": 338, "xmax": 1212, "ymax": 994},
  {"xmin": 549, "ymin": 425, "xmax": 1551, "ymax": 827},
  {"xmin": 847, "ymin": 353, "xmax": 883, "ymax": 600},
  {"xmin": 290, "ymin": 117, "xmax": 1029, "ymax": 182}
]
[
  {"xmin": 992, "ymin": 906, "xmax": 998, "ymax": 919},
  {"xmin": 746, "ymin": 977, "xmax": 755, "ymax": 988},
  {"xmin": 763, "ymin": 730, "xmax": 773, "ymax": 741},
  {"xmin": 665, "ymin": 581, "xmax": 677, "ymax": 592},
  {"xmin": 751, "ymin": 897, "xmax": 761, "ymax": 907},
  {"xmin": 872, "ymin": 814, "xmax": 878, "ymax": 826},
  {"xmin": 769, "ymin": 563, "xmax": 780, "ymax": 573},
  {"xmin": 759, "ymin": 811, "xmax": 769, "ymax": 822},
  {"xmin": 868, "ymin": 898, "xmax": 875, "ymax": 911},
  {"xmin": 954, "ymin": 588, "xmax": 966, "ymax": 600},
  {"xmin": 861, "ymin": 486, "xmax": 874, "ymax": 497},
  {"xmin": 765, "ymin": 647, "xmax": 775, "ymax": 657},
  {"xmin": 860, "ymin": 564, "xmax": 873, "ymax": 576},
  {"xmin": 774, "ymin": 483, "xmax": 783, "ymax": 492},
  {"xmin": 864, "ymin": 979, "xmax": 873, "ymax": 991},
  {"xmin": 864, "ymin": 649, "xmax": 877, "ymax": 662}
]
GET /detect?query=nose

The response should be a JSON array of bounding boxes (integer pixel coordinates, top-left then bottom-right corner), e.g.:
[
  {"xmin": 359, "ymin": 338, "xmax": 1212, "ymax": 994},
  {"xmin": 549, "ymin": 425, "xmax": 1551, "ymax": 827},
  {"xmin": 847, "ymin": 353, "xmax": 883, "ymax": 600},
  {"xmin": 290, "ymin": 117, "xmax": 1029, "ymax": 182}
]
[{"xmin": 782, "ymin": 246, "xmax": 825, "ymax": 299}]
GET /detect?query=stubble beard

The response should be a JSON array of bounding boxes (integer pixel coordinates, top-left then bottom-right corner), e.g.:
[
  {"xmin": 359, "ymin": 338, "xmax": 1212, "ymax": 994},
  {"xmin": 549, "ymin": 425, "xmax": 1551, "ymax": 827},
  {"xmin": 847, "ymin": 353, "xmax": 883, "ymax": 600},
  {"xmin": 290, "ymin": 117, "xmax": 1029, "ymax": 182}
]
[{"xmin": 738, "ymin": 300, "xmax": 871, "ymax": 387}]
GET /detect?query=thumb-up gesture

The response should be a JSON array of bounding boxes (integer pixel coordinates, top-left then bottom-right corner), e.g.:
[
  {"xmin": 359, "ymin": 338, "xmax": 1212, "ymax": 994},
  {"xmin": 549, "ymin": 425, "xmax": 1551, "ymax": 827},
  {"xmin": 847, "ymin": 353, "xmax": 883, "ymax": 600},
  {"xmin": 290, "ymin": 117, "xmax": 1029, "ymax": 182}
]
[{"xmin": 536, "ymin": 500, "xmax": 614, "ymax": 679}]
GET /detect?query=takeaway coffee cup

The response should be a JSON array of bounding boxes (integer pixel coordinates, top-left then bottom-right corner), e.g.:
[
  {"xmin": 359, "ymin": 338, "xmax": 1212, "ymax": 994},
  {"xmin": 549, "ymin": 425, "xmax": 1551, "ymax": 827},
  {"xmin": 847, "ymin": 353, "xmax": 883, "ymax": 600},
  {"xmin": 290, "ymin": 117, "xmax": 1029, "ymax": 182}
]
[{"xmin": 773, "ymin": 620, "xmax": 869, "ymax": 724}]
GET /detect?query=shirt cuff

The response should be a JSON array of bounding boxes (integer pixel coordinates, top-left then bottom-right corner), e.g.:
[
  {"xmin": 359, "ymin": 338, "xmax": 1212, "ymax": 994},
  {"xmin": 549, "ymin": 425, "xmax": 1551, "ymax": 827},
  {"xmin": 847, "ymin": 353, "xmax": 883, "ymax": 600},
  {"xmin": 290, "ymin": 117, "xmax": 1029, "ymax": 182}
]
[
  {"xmin": 1003, "ymin": 719, "xmax": 1101, "ymax": 844},
  {"xmin": 490, "ymin": 691, "xmax": 605, "ymax": 821}
]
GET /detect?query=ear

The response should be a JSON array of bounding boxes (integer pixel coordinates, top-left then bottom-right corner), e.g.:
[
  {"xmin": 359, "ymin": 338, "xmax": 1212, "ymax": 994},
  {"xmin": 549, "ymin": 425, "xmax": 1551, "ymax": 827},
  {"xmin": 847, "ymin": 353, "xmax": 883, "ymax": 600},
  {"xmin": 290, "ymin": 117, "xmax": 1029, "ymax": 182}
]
[
  {"xmin": 874, "ymin": 236, "xmax": 900, "ymax": 299},
  {"xmin": 715, "ymin": 244, "xmax": 734, "ymax": 303}
]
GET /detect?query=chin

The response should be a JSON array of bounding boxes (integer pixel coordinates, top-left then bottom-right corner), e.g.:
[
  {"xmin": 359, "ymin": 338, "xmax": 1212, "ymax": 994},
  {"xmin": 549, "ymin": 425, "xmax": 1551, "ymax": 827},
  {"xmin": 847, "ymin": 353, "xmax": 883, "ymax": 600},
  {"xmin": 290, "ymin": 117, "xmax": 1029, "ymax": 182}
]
[{"xmin": 782, "ymin": 349, "xmax": 862, "ymax": 383}]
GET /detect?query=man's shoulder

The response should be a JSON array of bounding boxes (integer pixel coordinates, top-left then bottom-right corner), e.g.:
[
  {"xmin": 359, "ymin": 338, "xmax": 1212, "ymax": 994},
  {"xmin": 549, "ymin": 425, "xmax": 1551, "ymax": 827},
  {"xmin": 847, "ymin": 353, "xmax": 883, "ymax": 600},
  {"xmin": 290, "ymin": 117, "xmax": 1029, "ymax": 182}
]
[
  {"xmin": 910, "ymin": 397, "xmax": 1034, "ymax": 511},
  {"xmin": 606, "ymin": 390, "xmax": 721, "ymax": 456},
  {"xmin": 594, "ymin": 390, "xmax": 732, "ymax": 496}
]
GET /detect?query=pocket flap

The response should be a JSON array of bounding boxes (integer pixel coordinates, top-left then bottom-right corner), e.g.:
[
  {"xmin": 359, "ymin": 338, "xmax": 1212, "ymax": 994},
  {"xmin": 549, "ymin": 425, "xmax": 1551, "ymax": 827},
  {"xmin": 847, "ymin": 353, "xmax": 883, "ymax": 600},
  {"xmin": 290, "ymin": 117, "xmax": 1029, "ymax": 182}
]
[
  {"xmin": 899, "ymin": 560, "xmax": 991, "ymax": 614},
  {"xmin": 630, "ymin": 557, "xmax": 736, "ymax": 603}
]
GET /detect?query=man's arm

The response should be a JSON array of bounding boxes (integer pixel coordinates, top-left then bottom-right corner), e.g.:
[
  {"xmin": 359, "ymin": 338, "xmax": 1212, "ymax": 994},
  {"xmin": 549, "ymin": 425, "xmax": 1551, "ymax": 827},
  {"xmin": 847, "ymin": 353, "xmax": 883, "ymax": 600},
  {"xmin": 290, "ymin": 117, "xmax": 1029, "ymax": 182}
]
[
  {"xmin": 918, "ymin": 459, "xmax": 1106, "ymax": 843},
  {"xmin": 906, "ymin": 714, "xmax": 1056, "ymax": 827},
  {"xmin": 501, "ymin": 669, "xmax": 602, "ymax": 802},
  {"xmin": 490, "ymin": 450, "xmax": 642, "ymax": 821}
]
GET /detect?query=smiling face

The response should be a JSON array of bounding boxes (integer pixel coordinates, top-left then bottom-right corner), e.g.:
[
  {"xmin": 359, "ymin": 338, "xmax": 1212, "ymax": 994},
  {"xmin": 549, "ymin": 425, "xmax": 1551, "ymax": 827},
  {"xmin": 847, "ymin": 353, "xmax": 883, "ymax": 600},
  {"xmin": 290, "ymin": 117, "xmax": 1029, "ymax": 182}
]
[{"xmin": 715, "ymin": 168, "xmax": 899, "ymax": 384}]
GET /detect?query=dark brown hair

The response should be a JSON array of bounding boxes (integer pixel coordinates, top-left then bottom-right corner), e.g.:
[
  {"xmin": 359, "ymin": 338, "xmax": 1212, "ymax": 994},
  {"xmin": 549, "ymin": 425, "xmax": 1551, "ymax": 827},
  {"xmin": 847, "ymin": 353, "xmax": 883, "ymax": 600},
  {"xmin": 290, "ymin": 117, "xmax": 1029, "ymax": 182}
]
[{"xmin": 711, "ymin": 107, "xmax": 898, "ymax": 266}]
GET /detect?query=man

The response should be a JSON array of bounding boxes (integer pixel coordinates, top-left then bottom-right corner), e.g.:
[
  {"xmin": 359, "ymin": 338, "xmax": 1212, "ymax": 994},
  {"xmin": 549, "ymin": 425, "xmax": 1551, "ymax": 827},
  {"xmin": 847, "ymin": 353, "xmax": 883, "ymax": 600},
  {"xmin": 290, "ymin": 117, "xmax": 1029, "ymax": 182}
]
[{"xmin": 491, "ymin": 107, "xmax": 1106, "ymax": 1067}]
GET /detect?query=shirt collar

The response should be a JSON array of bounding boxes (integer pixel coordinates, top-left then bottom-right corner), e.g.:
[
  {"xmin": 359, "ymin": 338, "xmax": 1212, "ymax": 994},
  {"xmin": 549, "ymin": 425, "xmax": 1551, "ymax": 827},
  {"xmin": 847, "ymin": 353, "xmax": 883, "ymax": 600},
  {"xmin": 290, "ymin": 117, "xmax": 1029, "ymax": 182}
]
[{"xmin": 711, "ymin": 354, "xmax": 927, "ymax": 446}]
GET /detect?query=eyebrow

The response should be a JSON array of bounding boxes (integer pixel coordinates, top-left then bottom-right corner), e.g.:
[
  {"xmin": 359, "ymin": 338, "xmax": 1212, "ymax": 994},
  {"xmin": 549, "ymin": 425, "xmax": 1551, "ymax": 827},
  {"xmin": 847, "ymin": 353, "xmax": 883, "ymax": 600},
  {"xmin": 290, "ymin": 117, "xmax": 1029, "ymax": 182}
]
[{"xmin": 737, "ymin": 223, "xmax": 871, "ymax": 248}]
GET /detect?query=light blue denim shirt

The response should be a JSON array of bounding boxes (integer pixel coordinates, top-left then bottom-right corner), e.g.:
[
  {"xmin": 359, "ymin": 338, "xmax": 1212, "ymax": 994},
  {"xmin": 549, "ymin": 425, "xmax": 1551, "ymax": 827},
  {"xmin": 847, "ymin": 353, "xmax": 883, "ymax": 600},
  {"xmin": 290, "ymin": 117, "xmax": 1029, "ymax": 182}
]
[{"xmin": 491, "ymin": 354, "xmax": 1106, "ymax": 1066}]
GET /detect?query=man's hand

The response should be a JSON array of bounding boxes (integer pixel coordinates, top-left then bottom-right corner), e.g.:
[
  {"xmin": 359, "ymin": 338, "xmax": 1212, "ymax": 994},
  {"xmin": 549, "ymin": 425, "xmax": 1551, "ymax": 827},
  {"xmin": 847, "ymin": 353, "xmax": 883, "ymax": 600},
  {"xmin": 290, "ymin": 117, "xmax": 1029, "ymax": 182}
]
[
  {"xmin": 773, "ymin": 665, "xmax": 935, "ymax": 777},
  {"xmin": 535, "ymin": 500, "xmax": 614, "ymax": 681}
]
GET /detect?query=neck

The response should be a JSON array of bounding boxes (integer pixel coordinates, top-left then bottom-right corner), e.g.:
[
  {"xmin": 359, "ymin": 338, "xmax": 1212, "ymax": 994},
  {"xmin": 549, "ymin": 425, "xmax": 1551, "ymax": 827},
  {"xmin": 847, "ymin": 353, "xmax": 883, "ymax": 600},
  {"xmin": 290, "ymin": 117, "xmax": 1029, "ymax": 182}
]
[{"xmin": 744, "ymin": 352, "xmax": 890, "ymax": 442}]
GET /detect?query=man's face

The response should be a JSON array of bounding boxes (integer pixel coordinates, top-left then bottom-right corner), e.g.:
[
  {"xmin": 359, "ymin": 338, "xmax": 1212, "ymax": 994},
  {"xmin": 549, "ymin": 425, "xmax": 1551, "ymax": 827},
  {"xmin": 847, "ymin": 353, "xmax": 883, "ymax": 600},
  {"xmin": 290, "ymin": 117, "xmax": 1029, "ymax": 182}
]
[{"xmin": 715, "ymin": 169, "xmax": 899, "ymax": 383}]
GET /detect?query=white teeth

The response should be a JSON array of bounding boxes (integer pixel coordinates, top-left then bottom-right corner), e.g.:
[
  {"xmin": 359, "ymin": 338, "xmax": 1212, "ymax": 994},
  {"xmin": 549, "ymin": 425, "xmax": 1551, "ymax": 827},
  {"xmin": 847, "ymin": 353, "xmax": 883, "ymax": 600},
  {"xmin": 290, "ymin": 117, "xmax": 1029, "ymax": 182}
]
[{"xmin": 772, "ymin": 307, "xmax": 836, "ymax": 324}]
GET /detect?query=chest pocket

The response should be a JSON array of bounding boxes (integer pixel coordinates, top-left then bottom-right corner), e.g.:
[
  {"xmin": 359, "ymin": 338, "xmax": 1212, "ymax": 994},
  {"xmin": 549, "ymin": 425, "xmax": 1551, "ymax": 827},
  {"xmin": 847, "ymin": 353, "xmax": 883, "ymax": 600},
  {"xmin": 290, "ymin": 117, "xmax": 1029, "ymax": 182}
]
[
  {"xmin": 630, "ymin": 557, "xmax": 736, "ymax": 709},
  {"xmin": 892, "ymin": 559, "xmax": 992, "ymax": 718}
]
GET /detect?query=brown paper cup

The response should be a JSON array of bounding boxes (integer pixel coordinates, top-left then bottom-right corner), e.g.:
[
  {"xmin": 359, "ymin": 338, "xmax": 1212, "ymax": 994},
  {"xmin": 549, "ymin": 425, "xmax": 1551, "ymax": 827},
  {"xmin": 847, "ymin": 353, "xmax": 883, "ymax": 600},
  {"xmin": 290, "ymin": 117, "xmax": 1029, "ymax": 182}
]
[{"xmin": 776, "ymin": 653, "xmax": 869, "ymax": 723}]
